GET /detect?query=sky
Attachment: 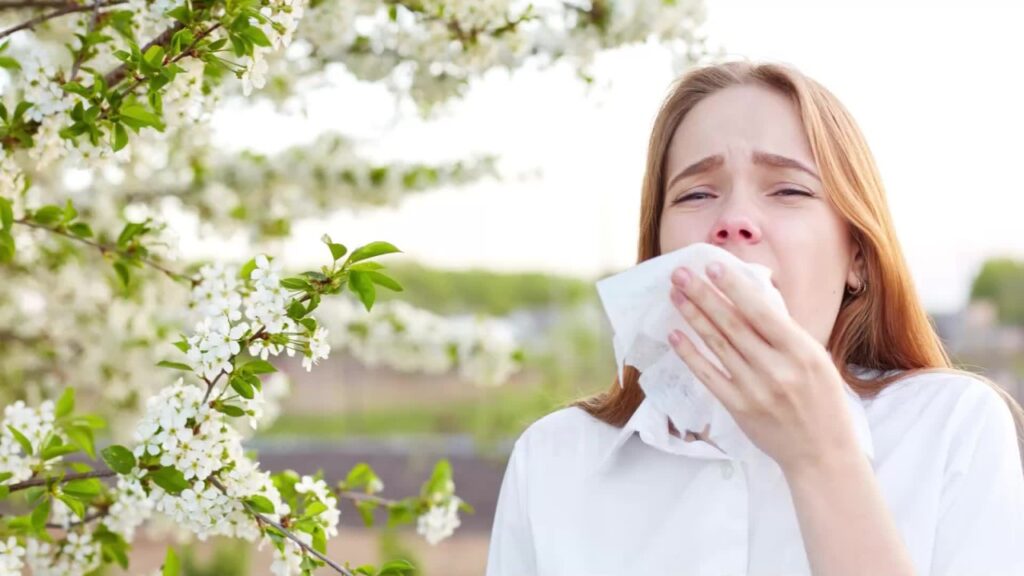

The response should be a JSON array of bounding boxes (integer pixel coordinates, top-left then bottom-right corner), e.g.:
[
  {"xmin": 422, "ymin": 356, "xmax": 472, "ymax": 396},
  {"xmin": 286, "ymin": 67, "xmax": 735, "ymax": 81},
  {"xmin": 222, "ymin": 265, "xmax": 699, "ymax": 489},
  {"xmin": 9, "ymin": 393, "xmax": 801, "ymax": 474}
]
[{"xmin": 205, "ymin": 0, "xmax": 1024, "ymax": 315}]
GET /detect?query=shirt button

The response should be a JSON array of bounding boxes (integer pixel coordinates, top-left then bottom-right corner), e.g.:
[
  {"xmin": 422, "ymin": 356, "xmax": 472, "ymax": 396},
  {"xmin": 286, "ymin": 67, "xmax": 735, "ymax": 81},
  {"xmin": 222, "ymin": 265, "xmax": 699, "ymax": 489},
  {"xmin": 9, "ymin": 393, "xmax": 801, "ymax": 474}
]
[{"xmin": 720, "ymin": 461, "xmax": 735, "ymax": 479}]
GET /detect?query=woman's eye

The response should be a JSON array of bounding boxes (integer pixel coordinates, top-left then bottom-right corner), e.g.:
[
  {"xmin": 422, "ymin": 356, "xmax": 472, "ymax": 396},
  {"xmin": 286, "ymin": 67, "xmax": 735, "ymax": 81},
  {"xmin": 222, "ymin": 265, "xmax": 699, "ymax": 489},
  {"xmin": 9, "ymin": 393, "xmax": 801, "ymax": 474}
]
[
  {"xmin": 774, "ymin": 188, "xmax": 812, "ymax": 197},
  {"xmin": 674, "ymin": 192, "xmax": 712, "ymax": 203}
]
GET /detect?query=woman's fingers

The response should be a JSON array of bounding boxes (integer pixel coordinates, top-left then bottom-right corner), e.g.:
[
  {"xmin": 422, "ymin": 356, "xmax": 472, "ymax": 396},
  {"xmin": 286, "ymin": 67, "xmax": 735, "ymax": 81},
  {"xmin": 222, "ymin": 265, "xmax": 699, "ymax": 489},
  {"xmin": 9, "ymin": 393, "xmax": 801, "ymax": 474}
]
[
  {"xmin": 667, "ymin": 297, "xmax": 745, "ymax": 412},
  {"xmin": 670, "ymin": 266, "xmax": 779, "ymax": 381}
]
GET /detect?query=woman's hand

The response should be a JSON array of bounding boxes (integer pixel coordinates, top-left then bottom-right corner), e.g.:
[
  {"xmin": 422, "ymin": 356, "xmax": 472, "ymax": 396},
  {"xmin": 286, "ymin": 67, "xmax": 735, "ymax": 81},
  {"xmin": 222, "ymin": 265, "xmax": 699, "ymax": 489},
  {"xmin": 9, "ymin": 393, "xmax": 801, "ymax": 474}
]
[{"xmin": 667, "ymin": 261, "xmax": 859, "ymax": 473}]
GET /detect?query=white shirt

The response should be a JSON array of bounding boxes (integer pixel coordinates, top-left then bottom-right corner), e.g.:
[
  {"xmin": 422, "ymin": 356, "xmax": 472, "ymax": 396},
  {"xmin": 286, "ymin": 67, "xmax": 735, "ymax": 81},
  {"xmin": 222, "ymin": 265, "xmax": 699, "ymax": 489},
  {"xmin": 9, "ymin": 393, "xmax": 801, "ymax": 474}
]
[{"xmin": 485, "ymin": 367, "xmax": 1024, "ymax": 575}]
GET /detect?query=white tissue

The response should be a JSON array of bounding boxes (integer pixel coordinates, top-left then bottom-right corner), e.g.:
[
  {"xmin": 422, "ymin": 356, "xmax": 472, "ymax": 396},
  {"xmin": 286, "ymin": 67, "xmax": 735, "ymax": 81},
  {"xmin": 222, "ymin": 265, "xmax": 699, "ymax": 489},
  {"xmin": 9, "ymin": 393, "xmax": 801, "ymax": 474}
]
[{"xmin": 596, "ymin": 243, "xmax": 787, "ymax": 461}]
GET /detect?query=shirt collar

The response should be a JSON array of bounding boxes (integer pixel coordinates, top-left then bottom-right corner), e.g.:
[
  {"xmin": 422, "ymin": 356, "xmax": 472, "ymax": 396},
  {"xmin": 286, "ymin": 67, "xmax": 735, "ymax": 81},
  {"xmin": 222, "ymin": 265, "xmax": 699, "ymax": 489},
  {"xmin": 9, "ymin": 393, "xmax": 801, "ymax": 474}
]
[{"xmin": 591, "ymin": 363, "xmax": 877, "ymax": 476}]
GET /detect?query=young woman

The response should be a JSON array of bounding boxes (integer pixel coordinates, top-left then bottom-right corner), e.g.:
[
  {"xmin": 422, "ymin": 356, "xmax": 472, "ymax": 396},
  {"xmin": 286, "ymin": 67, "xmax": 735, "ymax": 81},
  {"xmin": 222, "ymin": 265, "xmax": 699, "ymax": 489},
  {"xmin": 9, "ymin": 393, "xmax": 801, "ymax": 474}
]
[{"xmin": 485, "ymin": 60, "xmax": 1024, "ymax": 576}]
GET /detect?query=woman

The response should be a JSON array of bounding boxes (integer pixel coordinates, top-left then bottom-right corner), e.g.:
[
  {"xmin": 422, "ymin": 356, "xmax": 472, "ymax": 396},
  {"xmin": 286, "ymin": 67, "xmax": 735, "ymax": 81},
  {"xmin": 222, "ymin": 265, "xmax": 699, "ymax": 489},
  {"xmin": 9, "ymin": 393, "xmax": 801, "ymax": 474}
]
[{"xmin": 485, "ymin": 60, "xmax": 1024, "ymax": 576}]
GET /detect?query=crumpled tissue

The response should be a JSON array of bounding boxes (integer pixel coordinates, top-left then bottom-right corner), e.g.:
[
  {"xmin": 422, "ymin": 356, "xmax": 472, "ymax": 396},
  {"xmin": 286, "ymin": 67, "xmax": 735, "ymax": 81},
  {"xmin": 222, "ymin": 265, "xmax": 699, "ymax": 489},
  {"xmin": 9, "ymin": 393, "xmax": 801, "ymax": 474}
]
[{"xmin": 595, "ymin": 242, "xmax": 872, "ymax": 463}]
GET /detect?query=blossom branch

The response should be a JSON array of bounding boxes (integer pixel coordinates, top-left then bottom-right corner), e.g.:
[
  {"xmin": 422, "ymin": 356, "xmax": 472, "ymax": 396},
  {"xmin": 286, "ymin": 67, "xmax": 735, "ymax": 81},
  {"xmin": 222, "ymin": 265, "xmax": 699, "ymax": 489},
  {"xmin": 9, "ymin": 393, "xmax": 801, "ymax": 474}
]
[
  {"xmin": 12, "ymin": 217, "xmax": 195, "ymax": 285},
  {"xmin": 8, "ymin": 468, "xmax": 117, "ymax": 493},
  {"xmin": 104, "ymin": 21, "xmax": 221, "ymax": 93},
  {"xmin": 0, "ymin": 0, "xmax": 126, "ymax": 41},
  {"xmin": 209, "ymin": 477, "xmax": 355, "ymax": 576},
  {"xmin": 68, "ymin": 0, "xmax": 103, "ymax": 82}
]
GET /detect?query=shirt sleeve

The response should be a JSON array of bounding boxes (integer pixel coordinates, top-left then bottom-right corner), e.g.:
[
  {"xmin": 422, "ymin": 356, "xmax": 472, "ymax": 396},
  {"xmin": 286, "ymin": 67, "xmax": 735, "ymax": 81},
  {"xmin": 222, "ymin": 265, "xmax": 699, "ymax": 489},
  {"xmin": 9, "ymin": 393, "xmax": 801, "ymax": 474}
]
[
  {"xmin": 930, "ymin": 383, "xmax": 1024, "ymax": 576},
  {"xmin": 485, "ymin": 437, "xmax": 538, "ymax": 576}
]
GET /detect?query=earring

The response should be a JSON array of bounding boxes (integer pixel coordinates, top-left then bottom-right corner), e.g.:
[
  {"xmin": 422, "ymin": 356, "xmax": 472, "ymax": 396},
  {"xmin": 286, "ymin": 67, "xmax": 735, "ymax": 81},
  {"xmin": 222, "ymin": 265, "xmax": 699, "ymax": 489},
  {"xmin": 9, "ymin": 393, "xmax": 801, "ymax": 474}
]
[{"xmin": 846, "ymin": 278, "xmax": 866, "ymax": 296}]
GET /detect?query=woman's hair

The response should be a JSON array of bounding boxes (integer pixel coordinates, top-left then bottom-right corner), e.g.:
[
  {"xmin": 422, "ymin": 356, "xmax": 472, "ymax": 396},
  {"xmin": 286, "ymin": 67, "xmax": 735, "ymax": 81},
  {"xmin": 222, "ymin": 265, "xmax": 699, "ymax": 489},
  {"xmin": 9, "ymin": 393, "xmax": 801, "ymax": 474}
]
[{"xmin": 571, "ymin": 59, "xmax": 1024, "ymax": 464}]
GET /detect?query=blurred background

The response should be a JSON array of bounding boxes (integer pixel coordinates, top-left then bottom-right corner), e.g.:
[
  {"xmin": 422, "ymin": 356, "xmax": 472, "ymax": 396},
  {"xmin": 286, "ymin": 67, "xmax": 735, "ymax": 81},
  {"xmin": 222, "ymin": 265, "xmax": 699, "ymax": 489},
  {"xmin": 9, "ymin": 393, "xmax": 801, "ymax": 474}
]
[{"xmin": 4, "ymin": 0, "xmax": 1024, "ymax": 573}]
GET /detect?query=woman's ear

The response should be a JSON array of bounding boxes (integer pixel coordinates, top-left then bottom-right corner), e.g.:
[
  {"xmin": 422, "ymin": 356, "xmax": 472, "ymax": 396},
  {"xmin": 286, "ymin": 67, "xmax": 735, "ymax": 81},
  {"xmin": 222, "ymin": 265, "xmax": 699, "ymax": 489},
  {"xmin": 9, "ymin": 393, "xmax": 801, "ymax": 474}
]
[{"xmin": 846, "ymin": 236, "xmax": 867, "ymax": 289}]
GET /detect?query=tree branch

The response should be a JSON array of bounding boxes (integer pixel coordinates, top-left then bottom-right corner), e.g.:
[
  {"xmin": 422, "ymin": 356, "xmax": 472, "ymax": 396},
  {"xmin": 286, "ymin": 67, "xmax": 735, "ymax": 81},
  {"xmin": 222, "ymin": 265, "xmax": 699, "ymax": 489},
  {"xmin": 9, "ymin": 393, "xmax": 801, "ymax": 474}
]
[
  {"xmin": 336, "ymin": 490, "xmax": 396, "ymax": 508},
  {"xmin": 209, "ymin": 477, "xmax": 355, "ymax": 576},
  {"xmin": 0, "ymin": 0, "xmax": 125, "ymax": 41},
  {"xmin": 13, "ymin": 217, "xmax": 195, "ymax": 285},
  {"xmin": 46, "ymin": 510, "xmax": 106, "ymax": 529},
  {"xmin": 68, "ymin": 0, "xmax": 103, "ymax": 82},
  {"xmin": 8, "ymin": 469, "xmax": 117, "ymax": 493}
]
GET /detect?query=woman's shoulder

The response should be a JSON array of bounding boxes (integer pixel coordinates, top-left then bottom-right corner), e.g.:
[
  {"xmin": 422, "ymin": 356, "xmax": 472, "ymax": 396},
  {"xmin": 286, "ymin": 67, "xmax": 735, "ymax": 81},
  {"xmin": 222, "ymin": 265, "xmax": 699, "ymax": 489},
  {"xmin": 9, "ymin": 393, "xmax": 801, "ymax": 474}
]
[
  {"xmin": 867, "ymin": 368, "xmax": 1019, "ymax": 466},
  {"xmin": 509, "ymin": 404, "xmax": 622, "ymax": 466},
  {"xmin": 870, "ymin": 367, "xmax": 1010, "ymax": 412}
]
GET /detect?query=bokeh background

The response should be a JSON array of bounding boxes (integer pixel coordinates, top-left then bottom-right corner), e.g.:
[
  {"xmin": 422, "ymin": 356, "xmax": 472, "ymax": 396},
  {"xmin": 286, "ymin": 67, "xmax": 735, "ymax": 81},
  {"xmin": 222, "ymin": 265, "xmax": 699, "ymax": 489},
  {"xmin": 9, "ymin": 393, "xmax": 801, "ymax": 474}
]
[{"xmin": 4, "ymin": 0, "xmax": 1024, "ymax": 573}]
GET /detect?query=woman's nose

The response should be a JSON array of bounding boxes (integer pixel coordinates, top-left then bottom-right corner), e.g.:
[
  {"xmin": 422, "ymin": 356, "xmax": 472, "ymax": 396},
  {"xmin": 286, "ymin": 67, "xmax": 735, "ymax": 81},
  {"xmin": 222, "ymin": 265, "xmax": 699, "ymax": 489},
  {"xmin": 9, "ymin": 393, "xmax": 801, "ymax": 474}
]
[{"xmin": 710, "ymin": 215, "xmax": 762, "ymax": 245}]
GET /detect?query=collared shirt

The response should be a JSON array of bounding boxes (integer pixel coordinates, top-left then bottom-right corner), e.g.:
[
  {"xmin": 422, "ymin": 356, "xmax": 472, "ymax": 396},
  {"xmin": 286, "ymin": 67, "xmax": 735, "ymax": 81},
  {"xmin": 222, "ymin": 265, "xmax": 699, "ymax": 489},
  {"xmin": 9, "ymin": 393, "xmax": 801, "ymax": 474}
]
[{"xmin": 484, "ymin": 367, "xmax": 1024, "ymax": 575}]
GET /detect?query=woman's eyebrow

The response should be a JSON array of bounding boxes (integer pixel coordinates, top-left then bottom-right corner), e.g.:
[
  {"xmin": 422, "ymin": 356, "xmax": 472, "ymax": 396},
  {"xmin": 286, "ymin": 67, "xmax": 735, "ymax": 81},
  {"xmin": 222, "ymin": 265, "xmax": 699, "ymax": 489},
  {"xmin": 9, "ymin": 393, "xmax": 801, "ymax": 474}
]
[{"xmin": 667, "ymin": 150, "xmax": 822, "ymax": 189}]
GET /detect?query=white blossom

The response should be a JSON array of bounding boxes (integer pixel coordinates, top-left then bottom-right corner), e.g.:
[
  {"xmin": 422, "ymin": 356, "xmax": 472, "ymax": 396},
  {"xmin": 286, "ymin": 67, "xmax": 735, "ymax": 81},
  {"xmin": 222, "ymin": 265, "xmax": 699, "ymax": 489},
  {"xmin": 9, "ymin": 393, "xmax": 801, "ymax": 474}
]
[{"xmin": 0, "ymin": 537, "xmax": 25, "ymax": 575}]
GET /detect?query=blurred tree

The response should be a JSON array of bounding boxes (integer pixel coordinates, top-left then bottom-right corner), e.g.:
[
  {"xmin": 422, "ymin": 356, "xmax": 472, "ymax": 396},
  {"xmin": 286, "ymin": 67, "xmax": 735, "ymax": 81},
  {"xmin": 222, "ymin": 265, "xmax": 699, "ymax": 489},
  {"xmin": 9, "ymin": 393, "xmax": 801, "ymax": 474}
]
[{"xmin": 969, "ymin": 257, "xmax": 1024, "ymax": 326}]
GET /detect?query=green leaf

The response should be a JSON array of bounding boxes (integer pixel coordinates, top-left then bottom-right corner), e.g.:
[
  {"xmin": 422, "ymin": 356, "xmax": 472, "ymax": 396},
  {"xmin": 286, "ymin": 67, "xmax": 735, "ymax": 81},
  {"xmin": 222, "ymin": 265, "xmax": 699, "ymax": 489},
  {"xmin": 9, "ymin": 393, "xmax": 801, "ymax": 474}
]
[
  {"xmin": 113, "ymin": 260, "xmax": 131, "ymax": 288},
  {"xmin": 311, "ymin": 525, "xmax": 327, "ymax": 554},
  {"xmin": 343, "ymin": 463, "xmax": 376, "ymax": 490},
  {"xmin": 0, "ymin": 196, "xmax": 12, "ymax": 231},
  {"xmin": 213, "ymin": 403, "xmax": 245, "ymax": 417},
  {"xmin": 239, "ymin": 26, "xmax": 272, "ymax": 47},
  {"xmin": 7, "ymin": 426, "xmax": 33, "ymax": 455},
  {"xmin": 149, "ymin": 466, "xmax": 189, "ymax": 494},
  {"xmin": 229, "ymin": 374, "xmax": 254, "ymax": 400},
  {"xmin": 40, "ymin": 443, "xmax": 78, "ymax": 461},
  {"xmin": 0, "ymin": 55, "xmax": 21, "ymax": 70},
  {"xmin": 64, "ymin": 425, "xmax": 95, "ymax": 459},
  {"xmin": 101, "ymin": 445, "xmax": 136, "ymax": 474},
  {"xmin": 355, "ymin": 499, "xmax": 376, "ymax": 527},
  {"xmin": 286, "ymin": 300, "xmax": 306, "ymax": 320},
  {"xmin": 0, "ymin": 229, "xmax": 14, "ymax": 262},
  {"xmin": 239, "ymin": 257, "xmax": 257, "ymax": 279},
  {"xmin": 94, "ymin": 524, "xmax": 129, "ymax": 567},
  {"xmin": 239, "ymin": 359, "xmax": 276, "ymax": 374},
  {"xmin": 119, "ymin": 103, "xmax": 163, "ymax": 129},
  {"xmin": 423, "ymin": 459, "xmax": 453, "ymax": 497},
  {"xmin": 58, "ymin": 492, "xmax": 87, "ymax": 519},
  {"xmin": 323, "ymin": 237, "xmax": 347, "ymax": 261},
  {"xmin": 116, "ymin": 221, "xmax": 148, "ymax": 246},
  {"xmin": 143, "ymin": 45, "xmax": 165, "ymax": 67},
  {"xmin": 346, "ymin": 241, "xmax": 401, "ymax": 265},
  {"xmin": 55, "ymin": 387, "xmax": 75, "ymax": 418},
  {"xmin": 69, "ymin": 222, "xmax": 93, "ymax": 238},
  {"xmin": 379, "ymin": 560, "xmax": 416, "ymax": 576},
  {"xmin": 304, "ymin": 501, "xmax": 327, "ymax": 517},
  {"xmin": 67, "ymin": 414, "xmax": 106, "ymax": 430},
  {"xmin": 63, "ymin": 478, "xmax": 102, "ymax": 499},
  {"xmin": 31, "ymin": 497, "xmax": 50, "ymax": 532},
  {"xmin": 348, "ymin": 271, "xmax": 376, "ymax": 311},
  {"xmin": 112, "ymin": 122, "xmax": 129, "ymax": 151},
  {"xmin": 63, "ymin": 198, "xmax": 77, "ymax": 222},
  {"xmin": 366, "ymin": 271, "xmax": 403, "ymax": 292},
  {"xmin": 280, "ymin": 277, "xmax": 311, "ymax": 291},
  {"xmin": 157, "ymin": 360, "xmax": 193, "ymax": 371},
  {"xmin": 347, "ymin": 262, "xmax": 385, "ymax": 272},
  {"xmin": 32, "ymin": 205, "xmax": 64, "ymax": 226},
  {"xmin": 244, "ymin": 495, "xmax": 275, "ymax": 514},
  {"xmin": 162, "ymin": 546, "xmax": 180, "ymax": 576}
]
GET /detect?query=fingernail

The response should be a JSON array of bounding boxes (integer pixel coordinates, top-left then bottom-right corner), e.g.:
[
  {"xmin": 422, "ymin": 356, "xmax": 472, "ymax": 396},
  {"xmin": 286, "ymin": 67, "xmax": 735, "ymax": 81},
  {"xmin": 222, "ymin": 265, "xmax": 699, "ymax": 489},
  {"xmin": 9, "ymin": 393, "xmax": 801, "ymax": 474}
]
[
  {"xmin": 672, "ymin": 267, "xmax": 690, "ymax": 287},
  {"xmin": 668, "ymin": 330, "xmax": 681, "ymax": 345},
  {"xmin": 670, "ymin": 286, "xmax": 686, "ymax": 305},
  {"xmin": 707, "ymin": 262, "xmax": 723, "ymax": 279}
]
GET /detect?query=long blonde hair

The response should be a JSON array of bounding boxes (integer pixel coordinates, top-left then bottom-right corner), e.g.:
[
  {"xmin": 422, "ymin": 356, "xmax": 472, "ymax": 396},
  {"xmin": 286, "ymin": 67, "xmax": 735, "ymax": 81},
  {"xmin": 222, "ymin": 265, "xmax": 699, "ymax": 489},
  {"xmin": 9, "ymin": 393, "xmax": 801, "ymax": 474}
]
[{"xmin": 572, "ymin": 59, "xmax": 1024, "ymax": 463}]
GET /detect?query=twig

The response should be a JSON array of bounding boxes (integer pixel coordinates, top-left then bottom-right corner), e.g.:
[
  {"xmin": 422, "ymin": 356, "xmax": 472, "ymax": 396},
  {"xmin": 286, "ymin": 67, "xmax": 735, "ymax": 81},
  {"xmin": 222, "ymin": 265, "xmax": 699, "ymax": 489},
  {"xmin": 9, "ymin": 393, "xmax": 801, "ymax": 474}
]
[
  {"xmin": 0, "ymin": 0, "xmax": 126, "ymax": 41},
  {"xmin": 104, "ymin": 21, "xmax": 220, "ymax": 91},
  {"xmin": 46, "ymin": 510, "xmax": 106, "ymax": 529},
  {"xmin": 336, "ymin": 490, "xmax": 396, "ymax": 508},
  {"xmin": 13, "ymin": 217, "xmax": 194, "ymax": 285},
  {"xmin": 68, "ymin": 0, "xmax": 103, "ymax": 82},
  {"xmin": 8, "ymin": 469, "xmax": 117, "ymax": 493},
  {"xmin": 209, "ymin": 477, "xmax": 355, "ymax": 576}
]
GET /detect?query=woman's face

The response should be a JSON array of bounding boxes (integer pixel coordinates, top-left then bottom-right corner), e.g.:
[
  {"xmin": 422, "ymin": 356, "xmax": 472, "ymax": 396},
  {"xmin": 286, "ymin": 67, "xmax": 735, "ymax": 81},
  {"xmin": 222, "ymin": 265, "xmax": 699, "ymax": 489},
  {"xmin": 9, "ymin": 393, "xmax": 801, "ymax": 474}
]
[{"xmin": 659, "ymin": 83, "xmax": 862, "ymax": 347}]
